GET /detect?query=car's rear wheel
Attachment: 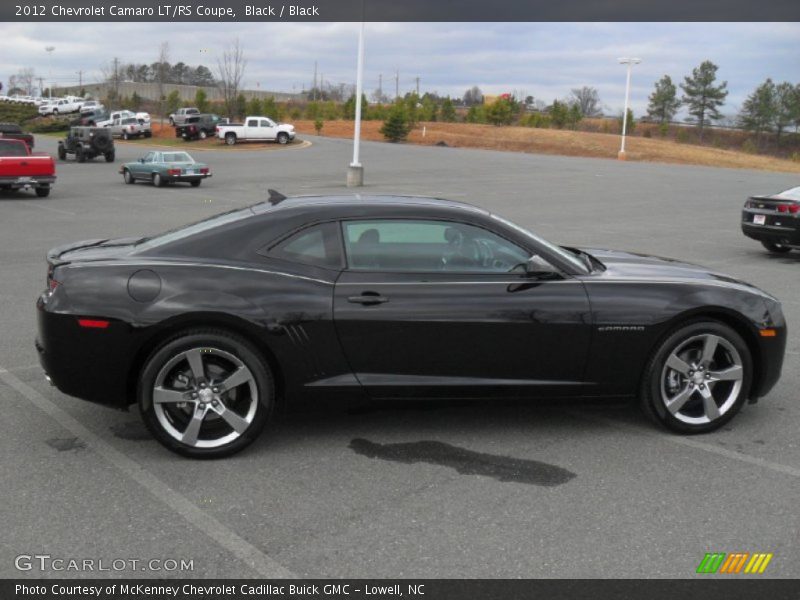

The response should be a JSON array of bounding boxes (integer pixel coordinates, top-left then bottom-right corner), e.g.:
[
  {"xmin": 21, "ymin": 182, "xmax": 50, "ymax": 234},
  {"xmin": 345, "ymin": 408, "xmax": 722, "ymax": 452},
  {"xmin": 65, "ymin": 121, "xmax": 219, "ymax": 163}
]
[
  {"xmin": 123, "ymin": 169, "xmax": 135, "ymax": 184},
  {"xmin": 76, "ymin": 147, "xmax": 85, "ymax": 163},
  {"xmin": 105, "ymin": 151, "xmax": 115, "ymax": 163},
  {"xmin": 225, "ymin": 133, "xmax": 236, "ymax": 145},
  {"xmin": 35, "ymin": 186, "xmax": 50, "ymax": 198},
  {"xmin": 153, "ymin": 173, "xmax": 164, "ymax": 187},
  {"xmin": 640, "ymin": 321, "xmax": 751, "ymax": 433},
  {"xmin": 138, "ymin": 330, "xmax": 273, "ymax": 458},
  {"xmin": 199, "ymin": 130, "xmax": 207, "ymax": 140},
  {"xmin": 761, "ymin": 240, "xmax": 792, "ymax": 254},
  {"xmin": 190, "ymin": 180, "xmax": 202, "ymax": 187},
  {"xmin": 57, "ymin": 145, "xmax": 66, "ymax": 160},
  {"xmin": 123, "ymin": 132, "xmax": 130, "ymax": 140}
]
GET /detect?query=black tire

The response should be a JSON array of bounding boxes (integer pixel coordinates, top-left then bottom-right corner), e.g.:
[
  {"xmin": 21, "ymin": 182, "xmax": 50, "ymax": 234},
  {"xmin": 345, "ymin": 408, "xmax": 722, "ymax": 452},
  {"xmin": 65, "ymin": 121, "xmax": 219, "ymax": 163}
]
[
  {"xmin": 640, "ymin": 320, "xmax": 752, "ymax": 434},
  {"xmin": 35, "ymin": 186, "xmax": 50, "ymax": 198},
  {"xmin": 57, "ymin": 145, "xmax": 66, "ymax": 160},
  {"xmin": 153, "ymin": 173, "xmax": 164, "ymax": 187},
  {"xmin": 105, "ymin": 151, "xmax": 115, "ymax": 163},
  {"xmin": 123, "ymin": 169, "xmax": 135, "ymax": 184},
  {"xmin": 190, "ymin": 180, "xmax": 202, "ymax": 187},
  {"xmin": 93, "ymin": 135, "xmax": 111, "ymax": 151},
  {"xmin": 225, "ymin": 133, "xmax": 237, "ymax": 146},
  {"xmin": 122, "ymin": 132, "xmax": 130, "ymax": 141},
  {"xmin": 169, "ymin": 118, "xmax": 175, "ymax": 126},
  {"xmin": 138, "ymin": 329, "xmax": 273, "ymax": 458},
  {"xmin": 761, "ymin": 240, "xmax": 792, "ymax": 254},
  {"xmin": 277, "ymin": 132, "xmax": 289, "ymax": 145},
  {"xmin": 76, "ymin": 147, "xmax": 86, "ymax": 163},
  {"xmin": 144, "ymin": 131, "xmax": 152, "ymax": 138}
]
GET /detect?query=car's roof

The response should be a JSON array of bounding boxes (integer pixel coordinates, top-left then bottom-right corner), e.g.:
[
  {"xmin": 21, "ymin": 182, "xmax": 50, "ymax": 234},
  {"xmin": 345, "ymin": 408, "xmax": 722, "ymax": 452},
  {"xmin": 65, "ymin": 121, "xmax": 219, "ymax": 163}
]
[{"xmin": 255, "ymin": 194, "xmax": 489, "ymax": 216}]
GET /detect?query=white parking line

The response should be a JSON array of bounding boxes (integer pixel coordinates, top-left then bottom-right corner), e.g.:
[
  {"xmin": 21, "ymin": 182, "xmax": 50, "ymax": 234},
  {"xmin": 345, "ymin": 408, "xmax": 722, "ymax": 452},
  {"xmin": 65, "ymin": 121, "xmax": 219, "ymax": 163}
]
[
  {"xmin": 570, "ymin": 411, "xmax": 800, "ymax": 479},
  {"xmin": 0, "ymin": 366, "xmax": 296, "ymax": 579}
]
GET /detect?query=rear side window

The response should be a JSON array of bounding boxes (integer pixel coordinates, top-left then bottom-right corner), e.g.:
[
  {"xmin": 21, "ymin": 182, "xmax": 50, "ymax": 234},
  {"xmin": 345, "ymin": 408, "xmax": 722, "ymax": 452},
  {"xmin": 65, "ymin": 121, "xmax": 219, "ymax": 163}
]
[{"xmin": 267, "ymin": 222, "xmax": 342, "ymax": 269}]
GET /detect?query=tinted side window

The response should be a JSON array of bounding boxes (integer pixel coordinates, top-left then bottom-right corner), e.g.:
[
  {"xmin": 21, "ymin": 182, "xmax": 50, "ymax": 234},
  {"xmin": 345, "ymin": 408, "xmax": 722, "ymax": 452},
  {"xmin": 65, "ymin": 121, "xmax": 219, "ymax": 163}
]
[
  {"xmin": 268, "ymin": 222, "xmax": 342, "ymax": 269},
  {"xmin": 342, "ymin": 219, "xmax": 529, "ymax": 273}
]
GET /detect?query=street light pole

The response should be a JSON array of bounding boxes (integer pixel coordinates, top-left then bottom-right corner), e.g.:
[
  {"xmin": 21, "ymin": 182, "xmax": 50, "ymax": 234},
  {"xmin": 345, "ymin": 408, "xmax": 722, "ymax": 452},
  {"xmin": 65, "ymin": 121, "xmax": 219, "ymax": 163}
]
[
  {"xmin": 347, "ymin": 10, "xmax": 366, "ymax": 187},
  {"xmin": 617, "ymin": 57, "xmax": 640, "ymax": 160},
  {"xmin": 45, "ymin": 46, "xmax": 55, "ymax": 98}
]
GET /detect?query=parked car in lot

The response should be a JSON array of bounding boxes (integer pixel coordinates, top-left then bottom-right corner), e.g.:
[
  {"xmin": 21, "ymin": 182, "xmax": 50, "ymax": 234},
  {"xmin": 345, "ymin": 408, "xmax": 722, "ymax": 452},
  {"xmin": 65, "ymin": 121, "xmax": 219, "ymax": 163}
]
[
  {"xmin": 0, "ymin": 139, "xmax": 56, "ymax": 197},
  {"xmin": 110, "ymin": 116, "xmax": 144, "ymax": 140},
  {"xmin": 120, "ymin": 150, "xmax": 211, "ymax": 187},
  {"xmin": 49, "ymin": 98, "xmax": 83, "ymax": 115},
  {"xmin": 73, "ymin": 109, "xmax": 109, "ymax": 127},
  {"xmin": 216, "ymin": 116, "xmax": 295, "ymax": 145},
  {"xmin": 79, "ymin": 100, "xmax": 104, "ymax": 114},
  {"xmin": 36, "ymin": 194, "xmax": 786, "ymax": 457},
  {"xmin": 0, "ymin": 123, "xmax": 35, "ymax": 149},
  {"xmin": 169, "ymin": 107, "xmax": 200, "ymax": 126},
  {"xmin": 96, "ymin": 110, "xmax": 151, "ymax": 131},
  {"xmin": 175, "ymin": 114, "xmax": 226, "ymax": 140},
  {"xmin": 57, "ymin": 127, "xmax": 115, "ymax": 163},
  {"xmin": 742, "ymin": 186, "xmax": 800, "ymax": 254}
]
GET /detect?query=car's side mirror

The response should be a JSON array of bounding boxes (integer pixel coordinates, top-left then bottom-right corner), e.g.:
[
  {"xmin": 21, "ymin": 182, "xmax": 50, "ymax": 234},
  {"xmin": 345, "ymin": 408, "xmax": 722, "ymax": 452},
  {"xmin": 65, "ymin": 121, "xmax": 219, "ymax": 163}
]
[{"xmin": 525, "ymin": 255, "xmax": 560, "ymax": 278}]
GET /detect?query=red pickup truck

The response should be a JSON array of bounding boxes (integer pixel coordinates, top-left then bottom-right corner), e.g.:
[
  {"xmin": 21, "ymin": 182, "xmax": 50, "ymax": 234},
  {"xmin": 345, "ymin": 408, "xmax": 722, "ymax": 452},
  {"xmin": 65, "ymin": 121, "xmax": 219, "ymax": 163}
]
[{"xmin": 0, "ymin": 139, "xmax": 56, "ymax": 197}]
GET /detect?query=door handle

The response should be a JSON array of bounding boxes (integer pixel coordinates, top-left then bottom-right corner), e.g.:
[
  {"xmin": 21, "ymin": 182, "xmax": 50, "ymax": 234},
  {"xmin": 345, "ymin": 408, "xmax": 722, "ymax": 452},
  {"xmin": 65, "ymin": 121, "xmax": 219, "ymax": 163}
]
[{"xmin": 348, "ymin": 293, "xmax": 389, "ymax": 305}]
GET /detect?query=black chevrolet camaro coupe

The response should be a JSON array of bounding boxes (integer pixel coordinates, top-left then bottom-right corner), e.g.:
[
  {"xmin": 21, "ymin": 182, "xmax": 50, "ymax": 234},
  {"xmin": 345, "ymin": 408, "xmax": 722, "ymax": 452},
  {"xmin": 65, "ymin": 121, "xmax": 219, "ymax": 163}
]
[
  {"xmin": 37, "ymin": 195, "xmax": 786, "ymax": 457},
  {"xmin": 741, "ymin": 185, "xmax": 800, "ymax": 254}
]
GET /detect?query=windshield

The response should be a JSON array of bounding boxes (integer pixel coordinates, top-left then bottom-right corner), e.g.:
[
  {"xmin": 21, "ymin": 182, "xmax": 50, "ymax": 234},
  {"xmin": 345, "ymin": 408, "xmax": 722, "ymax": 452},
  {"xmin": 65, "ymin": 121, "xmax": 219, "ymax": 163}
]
[
  {"xmin": 776, "ymin": 186, "xmax": 800, "ymax": 201},
  {"xmin": 162, "ymin": 152, "xmax": 194, "ymax": 164},
  {"xmin": 136, "ymin": 208, "xmax": 251, "ymax": 251},
  {"xmin": 490, "ymin": 213, "xmax": 590, "ymax": 273}
]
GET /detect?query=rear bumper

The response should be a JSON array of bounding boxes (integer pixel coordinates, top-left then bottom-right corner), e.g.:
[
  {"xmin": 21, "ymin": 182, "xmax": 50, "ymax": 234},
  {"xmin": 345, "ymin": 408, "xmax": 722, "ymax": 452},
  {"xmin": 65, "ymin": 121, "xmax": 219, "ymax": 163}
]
[
  {"xmin": 0, "ymin": 175, "xmax": 55, "ymax": 188},
  {"xmin": 742, "ymin": 212, "xmax": 800, "ymax": 247},
  {"xmin": 36, "ymin": 295, "xmax": 137, "ymax": 409},
  {"xmin": 165, "ymin": 173, "xmax": 211, "ymax": 182}
]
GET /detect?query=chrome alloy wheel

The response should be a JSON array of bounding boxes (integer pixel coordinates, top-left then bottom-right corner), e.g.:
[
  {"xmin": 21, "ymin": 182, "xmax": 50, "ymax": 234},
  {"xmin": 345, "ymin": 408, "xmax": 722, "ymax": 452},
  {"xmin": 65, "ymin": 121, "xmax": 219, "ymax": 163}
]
[
  {"xmin": 660, "ymin": 334, "xmax": 744, "ymax": 425},
  {"xmin": 152, "ymin": 347, "xmax": 258, "ymax": 448}
]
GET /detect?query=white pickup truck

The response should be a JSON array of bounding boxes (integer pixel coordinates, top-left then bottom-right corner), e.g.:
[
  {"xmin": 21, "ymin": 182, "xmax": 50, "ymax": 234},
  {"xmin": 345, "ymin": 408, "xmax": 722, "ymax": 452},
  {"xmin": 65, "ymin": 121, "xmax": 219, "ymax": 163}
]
[{"xmin": 216, "ymin": 116, "xmax": 296, "ymax": 145}]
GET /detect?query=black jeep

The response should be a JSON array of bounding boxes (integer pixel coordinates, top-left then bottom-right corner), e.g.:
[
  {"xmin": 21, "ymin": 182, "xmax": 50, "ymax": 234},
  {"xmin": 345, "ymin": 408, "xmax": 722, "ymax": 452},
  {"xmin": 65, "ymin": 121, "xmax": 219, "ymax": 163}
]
[{"xmin": 57, "ymin": 127, "xmax": 115, "ymax": 163}]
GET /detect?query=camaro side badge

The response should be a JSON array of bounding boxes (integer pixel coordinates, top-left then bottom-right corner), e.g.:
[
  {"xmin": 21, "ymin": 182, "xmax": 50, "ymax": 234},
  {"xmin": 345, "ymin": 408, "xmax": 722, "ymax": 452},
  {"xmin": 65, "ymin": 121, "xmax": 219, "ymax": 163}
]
[{"xmin": 597, "ymin": 325, "xmax": 646, "ymax": 332}]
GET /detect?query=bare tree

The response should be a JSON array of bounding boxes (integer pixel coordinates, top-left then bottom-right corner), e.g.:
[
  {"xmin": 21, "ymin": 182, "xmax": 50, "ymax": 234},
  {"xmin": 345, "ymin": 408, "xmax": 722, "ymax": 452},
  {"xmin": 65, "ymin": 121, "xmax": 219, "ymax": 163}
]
[
  {"xmin": 570, "ymin": 86, "xmax": 602, "ymax": 117},
  {"xmin": 100, "ymin": 58, "xmax": 123, "ymax": 108},
  {"xmin": 16, "ymin": 68, "xmax": 36, "ymax": 95},
  {"xmin": 216, "ymin": 38, "xmax": 247, "ymax": 118}
]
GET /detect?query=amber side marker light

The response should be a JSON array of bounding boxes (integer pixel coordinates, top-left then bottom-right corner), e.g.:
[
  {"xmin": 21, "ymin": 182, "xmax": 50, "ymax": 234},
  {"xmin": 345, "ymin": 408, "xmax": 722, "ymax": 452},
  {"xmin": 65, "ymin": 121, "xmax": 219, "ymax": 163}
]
[
  {"xmin": 759, "ymin": 329, "xmax": 777, "ymax": 337},
  {"xmin": 77, "ymin": 319, "xmax": 110, "ymax": 329}
]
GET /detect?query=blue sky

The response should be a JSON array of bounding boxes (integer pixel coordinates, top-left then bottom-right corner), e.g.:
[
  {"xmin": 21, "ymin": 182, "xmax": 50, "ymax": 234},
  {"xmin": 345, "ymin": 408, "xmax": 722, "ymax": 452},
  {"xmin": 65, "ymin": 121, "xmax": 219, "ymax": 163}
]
[{"xmin": 1, "ymin": 22, "xmax": 798, "ymax": 118}]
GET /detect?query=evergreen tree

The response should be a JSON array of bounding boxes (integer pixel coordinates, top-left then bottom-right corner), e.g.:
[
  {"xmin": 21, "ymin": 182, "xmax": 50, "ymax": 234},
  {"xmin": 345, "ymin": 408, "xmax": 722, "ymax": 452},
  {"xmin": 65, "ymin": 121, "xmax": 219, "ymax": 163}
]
[
  {"xmin": 165, "ymin": 90, "xmax": 181, "ymax": 115},
  {"xmin": 773, "ymin": 81, "xmax": 797, "ymax": 143},
  {"xmin": 680, "ymin": 61, "xmax": 728, "ymax": 141},
  {"xmin": 646, "ymin": 75, "xmax": 681, "ymax": 124},
  {"xmin": 485, "ymin": 97, "xmax": 516, "ymax": 125},
  {"xmin": 194, "ymin": 88, "xmax": 209, "ymax": 113},
  {"xmin": 549, "ymin": 100, "xmax": 569, "ymax": 129},
  {"xmin": 440, "ymin": 98, "xmax": 456, "ymax": 122},
  {"xmin": 246, "ymin": 96, "xmax": 262, "ymax": 116},
  {"xmin": 739, "ymin": 78, "xmax": 776, "ymax": 147},
  {"xmin": 379, "ymin": 104, "xmax": 411, "ymax": 142}
]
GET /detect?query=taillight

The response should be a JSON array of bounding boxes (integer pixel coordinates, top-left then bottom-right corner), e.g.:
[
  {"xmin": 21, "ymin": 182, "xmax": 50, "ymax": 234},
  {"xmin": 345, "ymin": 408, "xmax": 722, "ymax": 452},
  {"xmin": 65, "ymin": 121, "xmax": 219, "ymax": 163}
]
[
  {"xmin": 789, "ymin": 204, "xmax": 800, "ymax": 215},
  {"xmin": 778, "ymin": 205, "xmax": 788, "ymax": 213},
  {"xmin": 168, "ymin": 168, "xmax": 181, "ymax": 175},
  {"xmin": 200, "ymin": 167, "xmax": 209, "ymax": 174}
]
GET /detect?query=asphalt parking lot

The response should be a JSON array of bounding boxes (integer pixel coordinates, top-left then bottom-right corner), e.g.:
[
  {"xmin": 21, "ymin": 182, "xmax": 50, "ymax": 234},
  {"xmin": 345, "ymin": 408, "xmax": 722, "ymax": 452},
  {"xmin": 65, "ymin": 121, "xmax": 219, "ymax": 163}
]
[{"xmin": 1, "ymin": 133, "xmax": 799, "ymax": 579}]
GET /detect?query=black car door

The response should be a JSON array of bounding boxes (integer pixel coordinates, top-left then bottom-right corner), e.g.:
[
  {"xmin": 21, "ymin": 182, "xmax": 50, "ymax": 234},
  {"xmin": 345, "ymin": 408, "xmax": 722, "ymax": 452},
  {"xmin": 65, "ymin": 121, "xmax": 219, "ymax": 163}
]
[{"xmin": 333, "ymin": 218, "xmax": 593, "ymax": 400}]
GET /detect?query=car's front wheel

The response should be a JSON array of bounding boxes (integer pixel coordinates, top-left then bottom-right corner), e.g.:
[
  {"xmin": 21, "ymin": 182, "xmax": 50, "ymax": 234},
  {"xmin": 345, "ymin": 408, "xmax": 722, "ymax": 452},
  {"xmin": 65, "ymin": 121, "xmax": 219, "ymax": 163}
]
[
  {"xmin": 640, "ymin": 321, "xmax": 751, "ymax": 433},
  {"xmin": 138, "ymin": 330, "xmax": 273, "ymax": 458},
  {"xmin": 277, "ymin": 132, "xmax": 289, "ymax": 145},
  {"xmin": 761, "ymin": 240, "xmax": 792, "ymax": 254},
  {"xmin": 123, "ymin": 169, "xmax": 135, "ymax": 184}
]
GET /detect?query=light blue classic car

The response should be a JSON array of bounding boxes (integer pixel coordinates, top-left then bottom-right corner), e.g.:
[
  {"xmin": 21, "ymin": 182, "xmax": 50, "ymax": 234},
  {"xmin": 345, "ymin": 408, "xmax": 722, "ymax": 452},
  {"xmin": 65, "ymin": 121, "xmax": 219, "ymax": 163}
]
[{"xmin": 119, "ymin": 151, "xmax": 211, "ymax": 187}]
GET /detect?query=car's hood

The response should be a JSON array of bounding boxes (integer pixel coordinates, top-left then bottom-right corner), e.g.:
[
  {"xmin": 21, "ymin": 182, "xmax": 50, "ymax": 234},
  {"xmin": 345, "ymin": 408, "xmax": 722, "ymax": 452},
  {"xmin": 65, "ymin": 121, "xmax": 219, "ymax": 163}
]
[{"xmin": 581, "ymin": 247, "xmax": 754, "ymax": 286}]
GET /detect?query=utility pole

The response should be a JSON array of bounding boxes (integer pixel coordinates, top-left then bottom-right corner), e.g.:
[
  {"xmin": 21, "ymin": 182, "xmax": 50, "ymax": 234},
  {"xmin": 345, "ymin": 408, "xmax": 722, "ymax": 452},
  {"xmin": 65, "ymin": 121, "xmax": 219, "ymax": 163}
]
[
  {"xmin": 378, "ymin": 73, "xmax": 382, "ymax": 102},
  {"xmin": 76, "ymin": 70, "xmax": 83, "ymax": 91},
  {"xmin": 312, "ymin": 61, "xmax": 317, "ymax": 101},
  {"xmin": 37, "ymin": 77, "xmax": 44, "ymax": 97},
  {"xmin": 415, "ymin": 76, "xmax": 420, "ymax": 97},
  {"xmin": 394, "ymin": 70, "xmax": 399, "ymax": 100}
]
